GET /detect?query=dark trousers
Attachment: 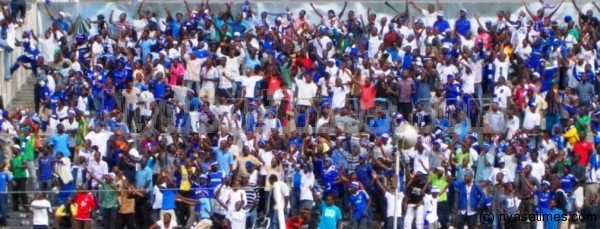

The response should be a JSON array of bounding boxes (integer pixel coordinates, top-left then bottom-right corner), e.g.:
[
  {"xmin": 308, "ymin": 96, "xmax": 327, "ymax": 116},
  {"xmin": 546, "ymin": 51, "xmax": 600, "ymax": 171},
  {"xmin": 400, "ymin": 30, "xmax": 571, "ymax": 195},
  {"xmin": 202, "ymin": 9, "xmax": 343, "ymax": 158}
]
[
  {"xmin": 397, "ymin": 102, "xmax": 413, "ymax": 123},
  {"xmin": 117, "ymin": 213, "xmax": 136, "ymax": 229},
  {"xmin": 12, "ymin": 177, "xmax": 27, "ymax": 209},
  {"xmin": 456, "ymin": 214, "xmax": 477, "ymax": 229},
  {"xmin": 438, "ymin": 201, "xmax": 450, "ymax": 229},
  {"xmin": 177, "ymin": 191, "xmax": 191, "ymax": 226},
  {"xmin": 103, "ymin": 207, "xmax": 118, "ymax": 229},
  {"xmin": 9, "ymin": 0, "xmax": 26, "ymax": 21}
]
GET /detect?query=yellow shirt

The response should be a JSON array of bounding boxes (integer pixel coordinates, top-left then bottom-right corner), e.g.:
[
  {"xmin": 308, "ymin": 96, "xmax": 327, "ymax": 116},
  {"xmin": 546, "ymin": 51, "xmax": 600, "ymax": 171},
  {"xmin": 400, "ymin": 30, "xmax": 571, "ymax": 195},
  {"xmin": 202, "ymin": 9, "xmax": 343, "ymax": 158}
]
[
  {"xmin": 563, "ymin": 125, "xmax": 579, "ymax": 146},
  {"xmin": 179, "ymin": 166, "xmax": 194, "ymax": 191},
  {"xmin": 55, "ymin": 204, "xmax": 77, "ymax": 218}
]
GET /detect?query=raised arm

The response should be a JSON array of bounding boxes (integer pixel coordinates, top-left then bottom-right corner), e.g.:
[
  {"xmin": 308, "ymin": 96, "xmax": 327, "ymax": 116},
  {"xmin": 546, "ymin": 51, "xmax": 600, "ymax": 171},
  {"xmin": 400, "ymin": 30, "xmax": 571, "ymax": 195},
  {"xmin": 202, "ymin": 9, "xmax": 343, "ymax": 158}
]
[
  {"xmin": 594, "ymin": 2, "xmax": 600, "ymax": 13},
  {"xmin": 572, "ymin": 0, "xmax": 582, "ymax": 15},
  {"xmin": 409, "ymin": 1, "xmax": 424, "ymax": 12},
  {"xmin": 309, "ymin": 3, "xmax": 324, "ymax": 19},
  {"xmin": 44, "ymin": 4, "xmax": 53, "ymax": 18},
  {"xmin": 109, "ymin": 10, "xmax": 116, "ymax": 25},
  {"xmin": 338, "ymin": 1, "xmax": 348, "ymax": 19},
  {"xmin": 184, "ymin": 0, "xmax": 192, "ymax": 16},
  {"xmin": 522, "ymin": 0, "xmax": 536, "ymax": 18},
  {"xmin": 436, "ymin": 0, "xmax": 443, "ymax": 11},
  {"xmin": 546, "ymin": 0, "xmax": 565, "ymax": 19},
  {"xmin": 137, "ymin": 0, "xmax": 146, "ymax": 19}
]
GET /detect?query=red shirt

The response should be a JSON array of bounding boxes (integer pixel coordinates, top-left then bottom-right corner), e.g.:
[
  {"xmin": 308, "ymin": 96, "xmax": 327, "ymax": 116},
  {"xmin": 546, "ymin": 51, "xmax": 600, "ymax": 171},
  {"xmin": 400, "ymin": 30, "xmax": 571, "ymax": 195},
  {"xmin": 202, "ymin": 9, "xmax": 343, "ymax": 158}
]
[
  {"xmin": 74, "ymin": 193, "xmax": 97, "ymax": 221},
  {"xmin": 573, "ymin": 140, "xmax": 593, "ymax": 167},
  {"xmin": 360, "ymin": 84, "xmax": 376, "ymax": 111},
  {"xmin": 267, "ymin": 76, "xmax": 282, "ymax": 96}
]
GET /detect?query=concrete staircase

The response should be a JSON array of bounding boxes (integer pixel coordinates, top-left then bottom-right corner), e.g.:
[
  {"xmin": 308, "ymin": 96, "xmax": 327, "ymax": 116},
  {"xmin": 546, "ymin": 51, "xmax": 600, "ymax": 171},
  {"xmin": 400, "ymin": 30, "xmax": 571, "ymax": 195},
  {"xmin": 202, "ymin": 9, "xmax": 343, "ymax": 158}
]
[{"xmin": 7, "ymin": 76, "xmax": 37, "ymax": 112}]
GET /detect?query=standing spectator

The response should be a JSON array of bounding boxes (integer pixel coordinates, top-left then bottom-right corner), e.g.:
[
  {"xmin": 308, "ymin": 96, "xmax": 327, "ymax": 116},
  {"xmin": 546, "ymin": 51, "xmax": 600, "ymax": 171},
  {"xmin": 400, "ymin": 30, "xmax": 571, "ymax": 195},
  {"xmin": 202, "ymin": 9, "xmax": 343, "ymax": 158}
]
[
  {"xmin": 10, "ymin": 144, "xmax": 27, "ymax": 211},
  {"xmin": 0, "ymin": 162, "xmax": 12, "ymax": 226},
  {"xmin": 27, "ymin": 193, "xmax": 52, "ymax": 229}
]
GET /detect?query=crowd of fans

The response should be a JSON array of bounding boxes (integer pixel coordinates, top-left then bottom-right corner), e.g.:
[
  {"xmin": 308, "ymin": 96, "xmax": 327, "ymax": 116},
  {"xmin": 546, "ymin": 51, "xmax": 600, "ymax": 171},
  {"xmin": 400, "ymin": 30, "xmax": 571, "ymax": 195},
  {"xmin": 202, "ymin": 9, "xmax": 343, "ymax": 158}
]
[{"xmin": 1, "ymin": 0, "xmax": 600, "ymax": 228}]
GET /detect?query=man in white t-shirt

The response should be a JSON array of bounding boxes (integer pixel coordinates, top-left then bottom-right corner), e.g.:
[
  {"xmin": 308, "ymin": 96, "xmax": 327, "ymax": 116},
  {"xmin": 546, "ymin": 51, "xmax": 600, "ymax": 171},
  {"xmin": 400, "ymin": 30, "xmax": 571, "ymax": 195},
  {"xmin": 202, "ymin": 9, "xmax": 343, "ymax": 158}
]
[
  {"xmin": 493, "ymin": 77, "xmax": 512, "ymax": 110},
  {"xmin": 408, "ymin": 1, "xmax": 441, "ymax": 27},
  {"xmin": 27, "ymin": 194, "xmax": 52, "ymax": 228},
  {"xmin": 295, "ymin": 74, "xmax": 318, "ymax": 107},
  {"xmin": 241, "ymin": 69, "xmax": 264, "ymax": 99}
]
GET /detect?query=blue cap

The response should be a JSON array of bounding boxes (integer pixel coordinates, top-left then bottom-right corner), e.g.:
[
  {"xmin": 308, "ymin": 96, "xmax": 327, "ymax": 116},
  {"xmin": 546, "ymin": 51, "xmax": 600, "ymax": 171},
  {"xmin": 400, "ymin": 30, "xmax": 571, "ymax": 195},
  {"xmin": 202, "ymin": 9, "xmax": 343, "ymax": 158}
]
[
  {"xmin": 541, "ymin": 180, "xmax": 551, "ymax": 186},
  {"xmin": 482, "ymin": 143, "xmax": 491, "ymax": 150},
  {"xmin": 565, "ymin": 16, "xmax": 573, "ymax": 23},
  {"xmin": 245, "ymin": 161, "xmax": 254, "ymax": 169},
  {"xmin": 349, "ymin": 182, "xmax": 359, "ymax": 189}
]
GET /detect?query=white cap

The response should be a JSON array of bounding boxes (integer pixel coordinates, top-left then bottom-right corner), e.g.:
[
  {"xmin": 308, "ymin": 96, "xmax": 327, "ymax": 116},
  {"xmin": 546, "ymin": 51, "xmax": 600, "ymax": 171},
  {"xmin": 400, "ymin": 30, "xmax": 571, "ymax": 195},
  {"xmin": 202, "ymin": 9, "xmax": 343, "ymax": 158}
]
[{"xmin": 233, "ymin": 32, "xmax": 241, "ymax": 37}]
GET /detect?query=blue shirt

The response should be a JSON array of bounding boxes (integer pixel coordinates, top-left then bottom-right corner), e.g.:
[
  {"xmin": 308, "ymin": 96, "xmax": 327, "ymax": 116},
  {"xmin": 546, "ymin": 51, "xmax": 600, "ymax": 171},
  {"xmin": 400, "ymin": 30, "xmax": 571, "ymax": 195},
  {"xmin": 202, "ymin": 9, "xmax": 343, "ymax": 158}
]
[
  {"xmin": 208, "ymin": 171, "xmax": 224, "ymax": 198},
  {"xmin": 319, "ymin": 203, "xmax": 342, "ymax": 229},
  {"xmin": 349, "ymin": 190, "xmax": 369, "ymax": 220},
  {"xmin": 50, "ymin": 133, "xmax": 71, "ymax": 157},
  {"xmin": 153, "ymin": 80, "xmax": 168, "ymax": 99},
  {"xmin": 213, "ymin": 147, "xmax": 234, "ymax": 175},
  {"xmin": 545, "ymin": 208, "xmax": 564, "ymax": 229},
  {"xmin": 0, "ymin": 171, "xmax": 13, "ymax": 193},
  {"xmin": 160, "ymin": 187, "xmax": 177, "ymax": 210},
  {"xmin": 535, "ymin": 190, "xmax": 554, "ymax": 213},
  {"xmin": 135, "ymin": 166, "xmax": 153, "ymax": 193},
  {"xmin": 433, "ymin": 19, "xmax": 450, "ymax": 33},
  {"xmin": 38, "ymin": 156, "xmax": 55, "ymax": 181},
  {"xmin": 139, "ymin": 39, "xmax": 156, "ymax": 62},
  {"xmin": 322, "ymin": 166, "xmax": 339, "ymax": 195},
  {"xmin": 560, "ymin": 174, "xmax": 577, "ymax": 193},
  {"xmin": 355, "ymin": 164, "xmax": 373, "ymax": 190},
  {"xmin": 455, "ymin": 18, "xmax": 471, "ymax": 37}
]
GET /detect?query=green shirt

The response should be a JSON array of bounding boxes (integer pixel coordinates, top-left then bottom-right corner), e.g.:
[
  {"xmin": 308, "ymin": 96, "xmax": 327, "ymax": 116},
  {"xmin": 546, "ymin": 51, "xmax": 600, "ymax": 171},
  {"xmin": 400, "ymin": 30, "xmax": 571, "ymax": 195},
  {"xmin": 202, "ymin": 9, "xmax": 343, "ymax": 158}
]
[
  {"xmin": 10, "ymin": 155, "xmax": 27, "ymax": 179},
  {"xmin": 20, "ymin": 134, "xmax": 36, "ymax": 162},
  {"xmin": 454, "ymin": 151, "xmax": 471, "ymax": 167},
  {"xmin": 575, "ymin": 115, "xmax": 589, "ymax": 133},
  {"xmin": 428, "ymin": 173, "xmax": 449, "ymax": 202},
  {"xmin": 101, "ymin": 181, "xmax": 119, "ymax": 209}
]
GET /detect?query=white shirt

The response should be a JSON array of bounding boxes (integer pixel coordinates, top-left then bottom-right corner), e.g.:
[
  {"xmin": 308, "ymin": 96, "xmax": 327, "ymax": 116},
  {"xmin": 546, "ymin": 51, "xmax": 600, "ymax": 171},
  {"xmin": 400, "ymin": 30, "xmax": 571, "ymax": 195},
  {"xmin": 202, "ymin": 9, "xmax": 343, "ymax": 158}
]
[
  {"xmin": 367, "ymin": 35, "xmax": 382, "ymax": 59},
  {"xmin": 139, "ymin": 91, "xmax": 154, "ymax": 117},
  {"xmin": 271, "ymin": 181, "xmax": 290, "ymax": 210},
  {"xmin": 155, "ymin": 220, "xmax": 178, "ymax": 229},
  {"xmin": 226, "ymin": 189, "xmax": 248, "ymax": 212},
  {"xmin": 300, "ymin": 171, "xmax": 315, "ymax": 201},
  {"xmin": 524, "ymin": 160, "xmax": 545, "ymax": 182},
  {"xmin": 385, "ymin": 191, "xmax": 404, "ymax": 218},
  {"xmin": 493, "ymin": 58, "xmax": 510, "ymax": 82},
  {"xmin": 506, "ymin": 116, "xmax": 520, "ymax": 139},
  {"xmin": 493, "ymin": 85, "xmax": 512, "ymax": 109},
  {"xmin": 202, "ymin": 66, "xmax": 219, "ymax": 89},
  {"xmin": 88, "ymin": 159, "xmax": 109, "ymax": 187},
  {"xmin": 522, "ymin": 109, "xmax": 541, "ymax": 130},
  {"xmin": 152, "ymin": 185, "xmax": 164, "ymax": 210},
  {"xmin": 331, "ymin": 86, "xmax": 346, "ymax": 109},
  {"xmin": 420, "ymin": 9, "xmax": 438, "ymax": 27},
  {"xmin": 437, "ymin": 64, "xmax": 459, "ymax": 85},
  {"xmin": 313, "ymin": 36, "xmax": 333, "ymax": 59},
  {"xmin": 241, "ymin": 76, "xmax": 263, "ymax": 98},
  {"xmin": 85, "ymin": 131, "xmax": 113, "ymax": 157},
  {"xmin": 39, "ymin": 36, "xmax": 58, "ymax": 63},
  {"xmin": 30, "ymin": 199, "xmax": 52, "ymax": 226},
  {"xmin": 226, "ymin": 209, "xmax": 249, "ymax": 229},
  {"xmin": 295, "ymin": 80, "xmax": 317, "ymax": 106}
]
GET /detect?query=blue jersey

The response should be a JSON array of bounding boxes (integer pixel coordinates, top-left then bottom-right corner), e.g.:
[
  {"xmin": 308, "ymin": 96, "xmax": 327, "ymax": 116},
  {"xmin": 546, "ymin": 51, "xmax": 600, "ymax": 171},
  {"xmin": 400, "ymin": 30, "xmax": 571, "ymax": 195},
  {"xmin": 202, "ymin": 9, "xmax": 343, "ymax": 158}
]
[
  {"xmin": 560, "ymin": 174, "xmax": 577, "ymax": 193},
  {"xmin": 208, "ymin": 171, "xmax": 223, "ymax": 198},
  {"xmin": 349, "ymin": 190, "xmax": 370, "ymax": 220},
  {"xmin": 322, "ymin": 166, "xmax": 339, "ymax": 195},
  {"xmin": 445, "ymin": 82, "xmax": 462, "ymax": 105},
  {"xmin": 22, "ymin": 39, "xmax": 40, "ymax": 58},
  {"xmin": 534, "ymin": 190, "xmax": 554, "ymax": 213}
]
